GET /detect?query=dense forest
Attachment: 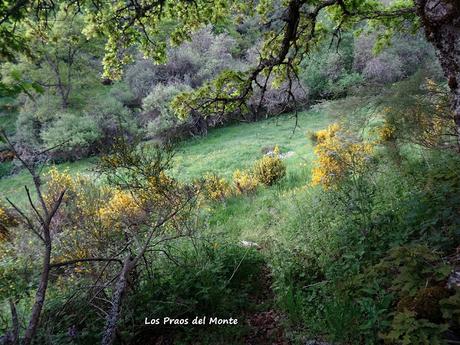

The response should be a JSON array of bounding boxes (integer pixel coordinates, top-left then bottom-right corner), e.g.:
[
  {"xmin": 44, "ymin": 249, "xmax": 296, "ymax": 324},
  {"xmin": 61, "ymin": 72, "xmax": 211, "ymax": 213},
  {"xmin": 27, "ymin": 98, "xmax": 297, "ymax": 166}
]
[{"xmin": 0, "ymin": 0, "xmax": 460, "ymax": 344}]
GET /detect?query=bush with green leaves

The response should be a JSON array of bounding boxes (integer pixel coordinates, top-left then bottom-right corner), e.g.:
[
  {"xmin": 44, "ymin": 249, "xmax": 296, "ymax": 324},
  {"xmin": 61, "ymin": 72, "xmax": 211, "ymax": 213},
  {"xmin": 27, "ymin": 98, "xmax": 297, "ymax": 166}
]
[
  {"xmin": 299, "ymin": 34, "xmax": 360, "ymax": 100},
  {"xmin": 0, "ymin": 161, "xmax": 12, "ymax": 179},
  {"xmin": 83, "ymin": 93, "xmax": 138, "ymax": 145},
  {"xmin": 142, "ymin": 83, "xmax": 192, "ymax": 140},
  {"xmin": 14, "ymin": 94, "xmax": 62, "ymax": 148},
  {"xmin": 13, "ymin": 89, "xmax": 137, "ymax": 160},
  {"xmin": 40, "ymin": 112, "xmax": 101, "ymax": 160}
]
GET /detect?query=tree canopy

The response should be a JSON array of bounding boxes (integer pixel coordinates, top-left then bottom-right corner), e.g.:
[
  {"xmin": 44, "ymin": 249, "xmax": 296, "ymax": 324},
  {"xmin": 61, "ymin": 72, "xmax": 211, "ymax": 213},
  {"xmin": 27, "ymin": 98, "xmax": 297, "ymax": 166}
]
[{"xmin": 1, "ymin": 0, "xmax": 459, "ymax": 146}]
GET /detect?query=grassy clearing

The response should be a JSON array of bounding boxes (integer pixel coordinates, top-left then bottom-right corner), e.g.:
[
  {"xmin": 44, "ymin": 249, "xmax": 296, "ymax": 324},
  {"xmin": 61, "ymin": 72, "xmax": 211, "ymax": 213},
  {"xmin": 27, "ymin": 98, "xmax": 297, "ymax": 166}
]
[
  {"xmin": 0, "ymin": 106, "xmax": 336, "ymax": 205},
  {"xmin": 172, "ymin": 108, "xmax": 334, "ymax": 180}
]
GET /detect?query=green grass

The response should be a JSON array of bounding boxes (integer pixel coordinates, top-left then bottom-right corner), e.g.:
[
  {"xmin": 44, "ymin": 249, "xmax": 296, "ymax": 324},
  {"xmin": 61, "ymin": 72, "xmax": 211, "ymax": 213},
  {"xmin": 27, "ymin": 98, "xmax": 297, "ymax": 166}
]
[
  {"xmin": 169, "ymin": 108, "xmax": 336, "ymax": 244},
  {"xmin": 0, "ymin": 158, "xmax": 98, "ymax": 206},
  {"xmin": 0, "ymin": 106, "xmax": 335, "ymax": 206},
  {"xmin": 171, "ymin": 108, "xmax": 333, "ymax": 181},
  {"xmin": 0, "ymin": 95, "xmax": 370, "ymax": 214}
]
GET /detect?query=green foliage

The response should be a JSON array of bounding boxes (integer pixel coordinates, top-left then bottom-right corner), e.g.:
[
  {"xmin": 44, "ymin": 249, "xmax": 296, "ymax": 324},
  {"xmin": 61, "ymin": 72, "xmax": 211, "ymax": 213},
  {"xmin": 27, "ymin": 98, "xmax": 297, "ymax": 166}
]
[
  {"xmin": 13, "ymin": 87, "xmax": 136, "ymax": 160},
  {"xmin": 300, "ymin": 34, "xmax": 362, "ymax": 100},
  {"xmin": 172, "ymin": 69, "xmax": 251, "ymax": 119},
  {"xmin": 40, "ymin": 112, "xmax": 101, "ymax": 160},
  {"xmin": 0, "ymin": 109, "xmax": 17, "ymax": 138},
  {"xmin": 376, "ymin": 245, "xmax": 451, "ymax": 298},
  {"xmin": 269, "ymin": 148, "xmax": 460, "ymax": 344},
  {"xmin": 129, "ymin": 242, "xmax": 264, "ymax": 343},
  {"xmin": 381, "ymin": 311, "xmax": 448, "ymax": 345},
  {"xmin": 441, "ymin": 290, "xmax": 460, "ymax": 325},
  {"xmin": 34, "ymin": 287, "xmax": 104, "ymax": 345},
  {"xmin": 138, "ymin": 242, "xmax": 264, "ymax": 317},
  {"xmin": 1, "ymin": 85, "xmax": 459, "ymax": 344},
  {"xmin": 2, "ymin": 8, "xmax": 103, "ymax": 109},
  {"xmin": 376, "ymin": 72, "xmax": 455, "ymax": 150},
  {"xmin": 0, "ymin": 1, "xmax": 456, "ymax": 344},
  {"xmin": 36, "ymin": 241, "xmax": 265, "ymax": 344},
  {"xmin": 83, "ymin": 93, "xmax": 138, "ymax": 143},
  {"xmin": 143, "ymin": 83, "xmax": 192, "ymax": 139},
  {"xmin": 0, "ymin": 237, "xmax": 39, "ymax": 307}
]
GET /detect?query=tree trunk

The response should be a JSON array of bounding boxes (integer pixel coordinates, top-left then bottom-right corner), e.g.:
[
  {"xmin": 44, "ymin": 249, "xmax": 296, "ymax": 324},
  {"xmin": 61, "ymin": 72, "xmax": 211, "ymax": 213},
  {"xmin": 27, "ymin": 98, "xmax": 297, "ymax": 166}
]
[
  {"xmin": 416, "ymin": 0, "xmax": 460, "ymax": 149},
  {"xmin": 23, "ymin": 243, "xmax": 51, "ymax": 345},
  {"xmin": 9, "ymin": 300, "xmax": 19, "ymax": 345},
  {"xmin": 101, "ymin": 256, "xmax": 133, "ymax": 345}
]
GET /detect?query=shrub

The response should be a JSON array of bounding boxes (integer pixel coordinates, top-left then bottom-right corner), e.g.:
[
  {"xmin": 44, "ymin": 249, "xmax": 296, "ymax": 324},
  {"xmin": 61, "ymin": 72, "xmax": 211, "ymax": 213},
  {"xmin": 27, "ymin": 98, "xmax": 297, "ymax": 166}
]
[
  {"xmin": 97, "ymin": 189, "xmax": 143, "ymax": 230},
  {"xmin": 167, "ymin": 26, "xmax": 244, "ymax": 88},
  {"xmin": 310, "ymin": 123, "xmax": 374, "ymax": 189},
  {"xmin": 134, "ymin": 242, "xmax": 265, "ymax": 320},
  {"xmin": 380, "ymin": 311, "xmax": 448, "ymax": 345},
  {"xmin": 38, "ymin": 241, "xmax": 265, "ymax": 344},
  {"xmin": 40, "ymin": 112, "xmax": 101, "ymax": 160},
  {"xmin": 42, "ymin": 167, "xmax": 141, "ymax": 265},
  {"xmin": 14, "ymin": 88, "xmax": 137, "ymax": 161},
  {"xmin": 232, "ymin": 169, "xmax": 259, "ymax": 194},
  {"xmin": 84, "ymin": 94, "xmax": 137, "ymax": 145},
  {"xmin": 362, "ymin": 52, "xmax": 404, "ymax": 84},
  {"xmin": 249, "ymin": 77, "xmax": 309, "ymax": 119},
  {"xmin": 269, "ymin": 147, "xmax": 460, "ymax": 344},
  {"xmin": 0, "ymin": 161, "xmax": 12, "ymax": 178},
  {"xmin": 377, "ymin": 119, "xmax": 397, "ymax": 143},
  {"xmin": 354, "ymin": 32, "xmax": 436, "ymax": 82},
  {"xmin": 108, "ymin": 82, "xmax": 137, "ymax": 105},
  {"xmin": 378, "ymin": 75, "xmax": 455, "ymax": 150},
  {"xmin": 202, "ymin": 173, "xmax": 233, "ymax": 201},
  {"xmin": 307, "ymin": 130, "xmax": 319, "ymax": 144},
  {"xmin": 14, "ymin": 95, "xmax": 60, "ymax": 148},
  {"xmin": 0, "ymin": 204, "xmax": 17, "ymax": 242},
  {"xmin": 127, "ymin": 26, "xmax": 245, "ymax": 94},
  {"xmin": 124, "ymin": 59, "xmax": 159, "ymax": 99},
  {"xmin": 299, "ymin": 34, "xmax": 359, "ymax": 100},
  {"xmin": 142, "ymin": 83, "xmax": 192, "ymax": 139},
  {"xmin": 252, "ymin": 146, "xmax": 286, "ymax": 186}
]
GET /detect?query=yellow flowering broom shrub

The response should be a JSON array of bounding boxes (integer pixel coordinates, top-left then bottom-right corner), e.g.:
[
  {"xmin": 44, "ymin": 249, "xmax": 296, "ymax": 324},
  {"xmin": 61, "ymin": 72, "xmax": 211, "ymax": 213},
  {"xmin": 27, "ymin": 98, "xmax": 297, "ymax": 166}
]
[
  {"xmin": 0, "ymin": 204, "xmax": 17, "ymax": 242},
  {"xmin": 98, "ymin": 189, "xmax": 143, "ymax": 229},
  {"xmin": 46, "ymin": 167, "xmax": 76, "ymax": 200},
  {"xmin": 46, "ymin": 169, "xmax": 109, "ymax": 226},
  {"xmin": 252, "ymin": 145, "xmax": 286, "ymax": 186},
  {"xmin": 203, "ymin": 173, "xmax": 233, "ymax": 201},
  {"xmin": 142, "ymin": 171, "xmax": 177, "ymax": 205},
  {"xmin": 0, "ymin": 206, "xmax": 7, "ymax": 224},
  {"xmin": 233, "ymin": 169, "xmax": 259, "ymax": 194},
  {"xmin": 378, "ymin": 119, "xmax": 397, "ymax": 143},
  {"xmin": 44, "ymin": 168, "xmax": 147, "ymax": 266},
  {"xmin": 311, "ymin": 123, "xmax": 374, "ymax": 189}
]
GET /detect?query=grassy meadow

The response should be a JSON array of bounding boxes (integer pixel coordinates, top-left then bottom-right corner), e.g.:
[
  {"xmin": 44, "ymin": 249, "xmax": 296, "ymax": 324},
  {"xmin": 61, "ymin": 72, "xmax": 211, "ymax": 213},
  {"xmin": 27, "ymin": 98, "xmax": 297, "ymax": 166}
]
[{"xmin": 0, "ymin": 104, "xmax": 336, "ymax": 206}]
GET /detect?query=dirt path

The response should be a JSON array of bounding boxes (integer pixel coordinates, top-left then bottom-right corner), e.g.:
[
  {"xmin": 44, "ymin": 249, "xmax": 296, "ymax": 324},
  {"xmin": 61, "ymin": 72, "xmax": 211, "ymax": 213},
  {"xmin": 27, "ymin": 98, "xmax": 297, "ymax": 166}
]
[{"xmin": 243, "ymin": 265, "xmax": 289, "ymax": 345}]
